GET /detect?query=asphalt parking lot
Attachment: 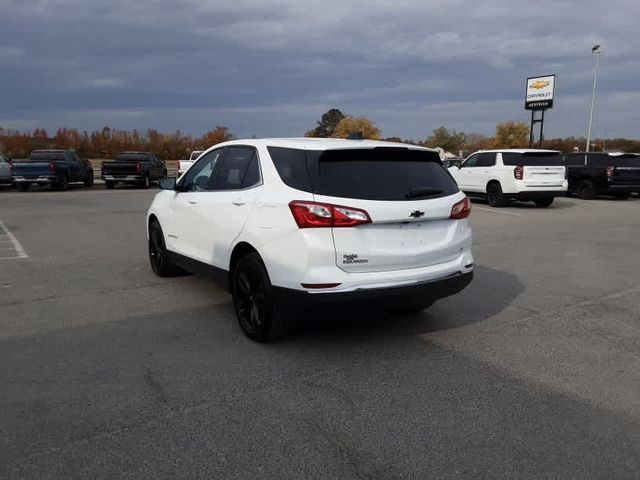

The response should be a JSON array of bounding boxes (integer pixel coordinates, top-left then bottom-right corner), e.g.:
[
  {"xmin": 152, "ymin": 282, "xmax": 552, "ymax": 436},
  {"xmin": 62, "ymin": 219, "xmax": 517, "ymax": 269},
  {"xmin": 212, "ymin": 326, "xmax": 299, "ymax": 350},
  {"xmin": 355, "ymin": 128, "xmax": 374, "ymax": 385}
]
[{"xmin": 1, "ymin": 186, "xmax": 639, "ymax": 479}]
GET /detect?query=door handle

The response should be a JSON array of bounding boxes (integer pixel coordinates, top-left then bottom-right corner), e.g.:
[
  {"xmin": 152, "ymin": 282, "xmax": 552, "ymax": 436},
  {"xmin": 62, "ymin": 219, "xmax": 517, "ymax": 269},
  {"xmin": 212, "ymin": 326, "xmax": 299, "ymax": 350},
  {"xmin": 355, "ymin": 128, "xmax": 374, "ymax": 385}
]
[
  {"xmin": 232, "ymin": 198, "xmax": 245, "ymax": 206},
  {"xmin": 188, "ymin": 200, "xmax": 198, "ymax": 205}
]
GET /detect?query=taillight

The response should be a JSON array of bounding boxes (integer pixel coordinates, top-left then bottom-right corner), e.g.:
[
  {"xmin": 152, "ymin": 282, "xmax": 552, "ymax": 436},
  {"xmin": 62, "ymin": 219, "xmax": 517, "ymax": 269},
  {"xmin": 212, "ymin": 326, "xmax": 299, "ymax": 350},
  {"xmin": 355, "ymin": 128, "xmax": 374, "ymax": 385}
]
[
  {"xmin": 289, "ymin": 201, "xmax": 371, "ymax": 228},
  {"xmin": 49, "ymin": 162, "xmax": 56, "ymax": 173},
  {"xmin": 606, "ymin": 165, "xmax": 615, "ymax": 181},
  {"xmin": 514, "ymin": 165, "xmax": 524, "ymax": 180},
  {"xmin": 450, "ymin": 197, "xmax": 471, "ymax": 220},
  {"xmin": 136, "ymin": 162, "xmax": 142, "ymax": 174}
]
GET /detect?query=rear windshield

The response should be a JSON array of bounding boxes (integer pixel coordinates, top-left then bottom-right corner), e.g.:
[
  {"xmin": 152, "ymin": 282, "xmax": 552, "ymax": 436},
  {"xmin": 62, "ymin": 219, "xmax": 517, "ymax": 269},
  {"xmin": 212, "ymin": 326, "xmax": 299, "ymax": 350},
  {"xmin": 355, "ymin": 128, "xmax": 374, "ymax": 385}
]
[
  {"xmin": 268, "ymin": 146, "xmax": 459, "ymax": 201},
  {"xmin": 29, "ymin": 151, "xmax": 66, "ymax": 161},
  {"xmin": 115, "ymin": 153, "xmax": 151, "ymax": 162},
  {"xmin": 588, "ymin": 153, "xmax": 640, "ymax": 167},
  {"xmin": 502, "ymin": 152, "xmax": 564, "ymax": 166}
]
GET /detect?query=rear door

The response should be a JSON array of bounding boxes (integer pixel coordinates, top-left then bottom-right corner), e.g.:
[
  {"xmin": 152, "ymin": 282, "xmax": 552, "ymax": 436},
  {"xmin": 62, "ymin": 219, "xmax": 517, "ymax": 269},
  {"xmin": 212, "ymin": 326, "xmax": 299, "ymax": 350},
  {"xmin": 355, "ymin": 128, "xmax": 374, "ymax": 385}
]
[
  {"xmin": 307, "ymin": 147, "xmax": 466, "ymax": 273},
  {"xmin": 502, "ymin": 152, "xmax": 565, "ymax": 187},
  {"xmin": 195, "ymin": 146, "xmax": 263, "ymax": 267}
]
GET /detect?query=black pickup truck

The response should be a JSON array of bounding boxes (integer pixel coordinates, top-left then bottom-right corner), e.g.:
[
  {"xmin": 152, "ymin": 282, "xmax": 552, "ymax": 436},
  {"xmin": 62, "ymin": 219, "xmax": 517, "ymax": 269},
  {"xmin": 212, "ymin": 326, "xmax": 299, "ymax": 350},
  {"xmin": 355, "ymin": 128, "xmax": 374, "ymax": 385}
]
[
  {"xmin": 565, "ymin": 152, "xmax": 640, "ymax": 199},
  {"xmin": 12, "ymin": 150, "xmax": 94, "ymax": 191},
  {"xmin": 101, "ymin": 152, "xmax": 167, "ymax": 189}
]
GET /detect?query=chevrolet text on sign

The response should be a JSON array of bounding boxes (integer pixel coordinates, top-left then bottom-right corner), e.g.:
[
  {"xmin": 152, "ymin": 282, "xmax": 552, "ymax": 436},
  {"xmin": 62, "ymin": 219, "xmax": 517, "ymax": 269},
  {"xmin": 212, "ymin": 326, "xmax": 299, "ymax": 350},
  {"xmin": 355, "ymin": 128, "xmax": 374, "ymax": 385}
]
[{"xmin": 525, "ymin": 75, "xmax": 555, "ymax": 110}]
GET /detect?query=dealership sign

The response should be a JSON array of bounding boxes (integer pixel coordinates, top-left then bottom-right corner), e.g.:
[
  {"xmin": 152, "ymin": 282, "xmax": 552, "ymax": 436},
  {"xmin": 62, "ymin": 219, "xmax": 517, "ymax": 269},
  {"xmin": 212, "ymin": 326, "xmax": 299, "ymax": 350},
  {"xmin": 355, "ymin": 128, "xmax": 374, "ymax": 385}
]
[{"xmin": 525, "ymin": 75, "xmax": 555, "ymax": 110}]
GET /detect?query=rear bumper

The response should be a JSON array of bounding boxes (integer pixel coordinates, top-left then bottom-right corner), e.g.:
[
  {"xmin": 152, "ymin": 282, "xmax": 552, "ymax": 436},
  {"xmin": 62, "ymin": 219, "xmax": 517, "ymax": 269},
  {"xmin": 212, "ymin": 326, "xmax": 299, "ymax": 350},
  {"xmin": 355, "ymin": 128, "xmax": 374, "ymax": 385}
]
[
  {"xmin": 273, "ymin": 270, "xmax": 473, "ymax": 312},
  {"xmin": 514, "ymin": 190, "xmax": 567, "ymax": 200},
  {"xmin": 599, "ymin": 184, "xmax": 640, "ymax": 193},
  {"xmin": 102, "ymin": 174, "xmax": 145, "ymax": 183},
  {"xmin": 12, "ymin": 175, "xmax": 57, "ymax": 184}
]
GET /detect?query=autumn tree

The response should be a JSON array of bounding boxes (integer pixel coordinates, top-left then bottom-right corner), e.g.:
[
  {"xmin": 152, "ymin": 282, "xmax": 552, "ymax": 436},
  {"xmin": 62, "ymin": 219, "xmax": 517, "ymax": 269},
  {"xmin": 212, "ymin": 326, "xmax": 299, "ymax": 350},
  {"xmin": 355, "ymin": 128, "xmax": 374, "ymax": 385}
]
[
  {"xmin": 332, "ymin": 116, "xmax": 381, "ymax": 139},
  {"xmin": 463, "ymin": 133, "xmax": 493, "ymax": 153},
  {"xmin": 197, "ymin": 126, "xmax": 235, "ymax": 150},
  {"xmin": 493, "ymin": 121, "xmax": 529, "ymax": 148},
  {"xmin": 423, "ymin": 127, "xmax": 466, "ymax": 154},
  {"xmin": 306, "ymin": 108, "xmax": 346, "ymax": 137}
]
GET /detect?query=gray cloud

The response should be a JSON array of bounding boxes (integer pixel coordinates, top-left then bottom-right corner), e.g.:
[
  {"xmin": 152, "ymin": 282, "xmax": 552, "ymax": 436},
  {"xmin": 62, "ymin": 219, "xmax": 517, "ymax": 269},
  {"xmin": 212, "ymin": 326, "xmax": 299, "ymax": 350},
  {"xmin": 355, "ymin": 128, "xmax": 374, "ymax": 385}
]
[{"xmin": 1, "ymin": 0, "xmax": 639, "ymax": 139}]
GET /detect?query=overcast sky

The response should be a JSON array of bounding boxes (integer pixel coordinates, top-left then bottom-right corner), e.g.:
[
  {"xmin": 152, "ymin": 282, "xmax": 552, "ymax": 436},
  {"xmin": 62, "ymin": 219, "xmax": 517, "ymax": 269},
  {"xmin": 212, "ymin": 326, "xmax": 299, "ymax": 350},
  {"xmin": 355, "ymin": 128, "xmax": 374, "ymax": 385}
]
[{"xmin": 1, "ymin": 0, "xmax": 639, "ymax": 140}]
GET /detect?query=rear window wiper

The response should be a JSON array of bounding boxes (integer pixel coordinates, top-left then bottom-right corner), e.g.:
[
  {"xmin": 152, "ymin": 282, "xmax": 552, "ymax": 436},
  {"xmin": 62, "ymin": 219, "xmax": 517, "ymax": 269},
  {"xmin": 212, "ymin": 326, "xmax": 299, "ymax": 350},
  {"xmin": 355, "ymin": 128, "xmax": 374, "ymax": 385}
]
[{"xmin": 405, "ymin": 188, "xmax": 444, "ymax": 199}]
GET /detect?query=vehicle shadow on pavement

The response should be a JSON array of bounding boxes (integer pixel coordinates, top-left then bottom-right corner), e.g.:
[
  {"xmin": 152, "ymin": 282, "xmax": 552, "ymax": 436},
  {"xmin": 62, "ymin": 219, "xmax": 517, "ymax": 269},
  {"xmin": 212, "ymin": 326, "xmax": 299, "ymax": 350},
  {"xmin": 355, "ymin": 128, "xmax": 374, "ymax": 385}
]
[
  {"xmin": 470, "ymin": 197, "xmax": 577, "ymax": 210},
  {"xmin": 291, "ymin": 265, "xmax": 523, "ymax": 341}
]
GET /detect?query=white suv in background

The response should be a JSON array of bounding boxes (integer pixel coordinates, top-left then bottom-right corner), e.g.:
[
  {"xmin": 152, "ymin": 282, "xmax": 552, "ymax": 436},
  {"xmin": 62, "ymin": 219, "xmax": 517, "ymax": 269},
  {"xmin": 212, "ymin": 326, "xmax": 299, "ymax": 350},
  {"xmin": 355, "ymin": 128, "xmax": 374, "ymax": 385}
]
[
  {"xmin": 449, "ymin": 149, "xmax": 567, "ymax": 207},
  {"xmin": 147, "ymin": 138, "xmax": 474, "ymax": 341}
]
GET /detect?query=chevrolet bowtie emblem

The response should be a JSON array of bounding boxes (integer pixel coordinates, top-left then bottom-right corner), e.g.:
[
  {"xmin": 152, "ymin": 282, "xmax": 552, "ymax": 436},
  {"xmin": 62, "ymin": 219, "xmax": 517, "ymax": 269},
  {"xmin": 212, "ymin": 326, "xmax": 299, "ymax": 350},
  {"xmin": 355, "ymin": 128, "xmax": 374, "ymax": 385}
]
[{"xmin": 410, "ymin": 210, "xmax": 425, "ymax": 218}]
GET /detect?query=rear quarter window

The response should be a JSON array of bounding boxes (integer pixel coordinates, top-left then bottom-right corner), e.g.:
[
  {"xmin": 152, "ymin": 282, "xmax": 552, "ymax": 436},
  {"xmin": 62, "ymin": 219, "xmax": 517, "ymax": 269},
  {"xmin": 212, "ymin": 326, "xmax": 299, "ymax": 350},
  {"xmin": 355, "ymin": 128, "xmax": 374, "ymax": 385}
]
[
  {"xmin": 267, "ymin": 147, "xmax": 313, "ymax": 192},
  {"xmin": 502, "ymin": 152, "xmax": 564, "ymax": 166},
  {"xmin": 587, "ymin": 154, "xmax": 640, "ymax": 167}
]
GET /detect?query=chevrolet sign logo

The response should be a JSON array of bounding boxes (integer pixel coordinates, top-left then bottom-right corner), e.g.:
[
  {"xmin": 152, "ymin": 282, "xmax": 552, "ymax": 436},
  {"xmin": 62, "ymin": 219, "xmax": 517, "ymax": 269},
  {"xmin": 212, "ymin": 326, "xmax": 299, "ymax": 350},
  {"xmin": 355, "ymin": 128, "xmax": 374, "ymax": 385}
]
[{"xmin": 410, "ymin": 210, "xmax": 425, "ymax": 218}]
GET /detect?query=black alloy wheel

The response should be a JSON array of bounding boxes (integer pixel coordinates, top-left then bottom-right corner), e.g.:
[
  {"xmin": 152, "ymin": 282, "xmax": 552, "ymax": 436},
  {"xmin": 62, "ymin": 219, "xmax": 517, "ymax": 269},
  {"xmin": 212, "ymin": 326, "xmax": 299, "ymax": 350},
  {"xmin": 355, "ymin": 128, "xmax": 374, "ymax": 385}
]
[
  {"xmin": 232, "ymin": 253, "xmax": 291, "ymax": 342},
  {"xmin": 148, "ymin": 221, "xmax": 182, "ymax": 277},
  {"xmin": 534, "ymin": 197, "xmax": 554, "ymax": 208},
  {"xmin": 487, "ymin": 183, "xmax": 507, "ymax": 207},
  {"xmin": 577, "ymin": 180, "xmax": 596, "ymax": 200}
]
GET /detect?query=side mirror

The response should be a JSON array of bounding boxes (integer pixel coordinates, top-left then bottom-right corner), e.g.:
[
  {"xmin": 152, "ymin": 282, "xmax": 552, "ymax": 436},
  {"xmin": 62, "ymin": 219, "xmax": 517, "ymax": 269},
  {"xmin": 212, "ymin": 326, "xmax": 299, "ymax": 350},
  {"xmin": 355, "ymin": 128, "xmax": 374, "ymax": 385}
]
[{"xmin": 158, "ymin": 178, "xmax": 176, "ymax": 190}]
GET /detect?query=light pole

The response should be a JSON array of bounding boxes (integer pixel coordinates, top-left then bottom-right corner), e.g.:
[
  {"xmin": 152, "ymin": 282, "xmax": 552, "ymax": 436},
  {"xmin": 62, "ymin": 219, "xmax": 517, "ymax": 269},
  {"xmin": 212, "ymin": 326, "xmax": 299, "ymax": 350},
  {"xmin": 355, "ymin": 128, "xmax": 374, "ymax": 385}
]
[{"xmin": 586, "ymin": 44, "xmax": 603, "ymax": 152}]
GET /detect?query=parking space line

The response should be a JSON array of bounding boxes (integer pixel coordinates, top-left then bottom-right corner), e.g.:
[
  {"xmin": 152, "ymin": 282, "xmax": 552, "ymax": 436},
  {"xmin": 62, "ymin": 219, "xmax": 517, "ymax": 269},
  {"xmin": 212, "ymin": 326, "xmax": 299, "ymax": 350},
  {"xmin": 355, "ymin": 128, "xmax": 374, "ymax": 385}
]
[
  {"xmin": 474, "ymin": 206, "xmax": 522, "ymax": 217},
  {"xmin": 0, "ymin": 219, "xmax": 28, "ymax": 259}
]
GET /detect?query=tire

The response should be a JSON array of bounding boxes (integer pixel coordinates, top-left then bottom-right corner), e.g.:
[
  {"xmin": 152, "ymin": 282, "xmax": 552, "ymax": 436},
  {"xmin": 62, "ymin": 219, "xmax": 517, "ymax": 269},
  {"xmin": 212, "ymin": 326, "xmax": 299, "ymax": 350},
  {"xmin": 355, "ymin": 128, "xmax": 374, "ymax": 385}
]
[
  {"xmin": 487, "ymin": 182, "xmax": 507, "ymax": 207},
  {"xmin": 105, "ymin": 181, "xmax": 115, "ymax": 190},
  {"xmin": 577, "ymin": 180, "xmax": 596, "ymax": 200},
  {"xmin": 148, "ymin": 220, "xmax": 184, "ymax": 277},
  {"xmin": 232, "ymin": 253, "xmax": 292, "ymax": 342},
  {"xmin": 142, "ymin": 175, "xmax": 150, "ymax": 189},
  {"xmin": 84, "ymin": 172, "xmax": 94, "ymax": 187},
  {"xmin": 55, "ymin": 175, "xmax": 68, "ymax": 191},
  {"xmin": 534, "ymin": 197, "xmax": 554, "ymax": 208},
  {"xmin": 18, "ymin": 183, "xmax": 30, "ymax": 192}
]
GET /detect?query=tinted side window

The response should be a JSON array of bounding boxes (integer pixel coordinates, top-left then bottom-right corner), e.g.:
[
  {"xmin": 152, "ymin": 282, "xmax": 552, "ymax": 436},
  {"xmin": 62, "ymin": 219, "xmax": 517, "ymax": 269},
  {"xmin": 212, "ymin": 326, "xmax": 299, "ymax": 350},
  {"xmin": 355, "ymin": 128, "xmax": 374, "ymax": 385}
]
[
  {"xmin": 476, "ymin": 153, "xmax": 496, "ymax": 167},
  {"xmin": 502, "ymin": 153, "xmax": 564, "ymax": 166},
  {"xmin": 462, "ymin": 154, "xmax": 479, "ymax": 167},
  {"xmin": 566, "ymin": 154, "xmax": 586, "ymax": 166},
  {"xmin": 268, "ymin": 147, "xmax": 312, "ymax": 191},
  {"xmin": 210, "ymin": 147, "xmax": 260, "ymax": 191},
  {"xmin": 587, "ymin": 154, "xmax": 612, "ymax": 167},
  {"xmin": 180, "ymin": 148, "xmax": 225, "ymax": 192}
]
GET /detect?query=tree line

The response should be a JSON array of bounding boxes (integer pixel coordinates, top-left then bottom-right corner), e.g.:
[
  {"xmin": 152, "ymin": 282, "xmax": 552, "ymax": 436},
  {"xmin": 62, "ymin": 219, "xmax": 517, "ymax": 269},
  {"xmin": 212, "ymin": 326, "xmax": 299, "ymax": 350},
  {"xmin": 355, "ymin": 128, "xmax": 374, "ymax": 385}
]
[
  {"xmin": 0, "ymin": 126, "xmax": 234, "ymax": 159},
  {"xmin": 1, "ymin": 108, "xmax": 638, "ymax": 159}
]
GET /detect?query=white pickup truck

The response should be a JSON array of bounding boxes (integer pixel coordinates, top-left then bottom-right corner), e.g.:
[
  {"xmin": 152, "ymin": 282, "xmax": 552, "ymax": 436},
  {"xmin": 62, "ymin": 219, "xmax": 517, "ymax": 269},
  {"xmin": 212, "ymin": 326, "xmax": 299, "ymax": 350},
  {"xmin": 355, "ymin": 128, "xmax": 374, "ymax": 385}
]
[{"xmin": 177, "ymin": 150, "xmax": 203, "ymax": 178}]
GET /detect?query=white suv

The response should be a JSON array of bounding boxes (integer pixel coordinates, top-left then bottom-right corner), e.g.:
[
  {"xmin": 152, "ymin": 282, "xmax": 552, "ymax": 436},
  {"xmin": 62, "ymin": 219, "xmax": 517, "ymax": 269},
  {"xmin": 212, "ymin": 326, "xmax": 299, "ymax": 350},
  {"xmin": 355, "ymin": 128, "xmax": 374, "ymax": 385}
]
[
  {"xmin": 147, "ymin": 138, "xmax": 474, "ymax": 341},
  {"xmin": 449, "ymin": 149, "xmax": 567, "ymax": 207}
]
